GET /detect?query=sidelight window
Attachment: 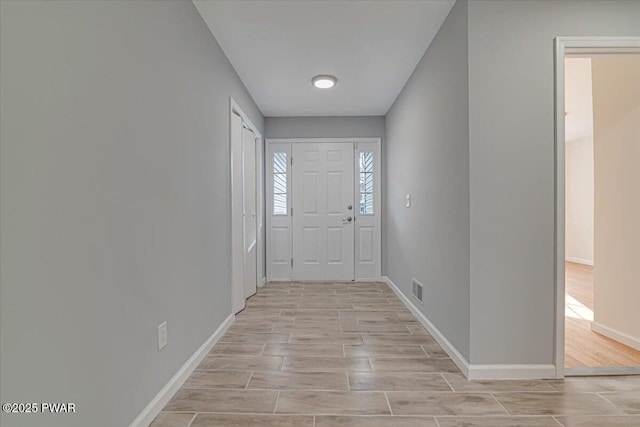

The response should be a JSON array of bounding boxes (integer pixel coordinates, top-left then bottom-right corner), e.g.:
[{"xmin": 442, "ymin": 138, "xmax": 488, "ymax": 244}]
[
  {"xmin": 359, "ymin": 151, "xmax": 374, "ymax": 215},
  {"xmin": 273, "ymin": 152, "xmax": 288, "ymax": 215}
]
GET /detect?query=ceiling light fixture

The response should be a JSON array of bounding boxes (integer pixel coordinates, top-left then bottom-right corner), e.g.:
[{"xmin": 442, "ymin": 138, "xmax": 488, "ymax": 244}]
[{"xmin": 312, "ymin": 75, "xmax": 337, "ymax": 89}]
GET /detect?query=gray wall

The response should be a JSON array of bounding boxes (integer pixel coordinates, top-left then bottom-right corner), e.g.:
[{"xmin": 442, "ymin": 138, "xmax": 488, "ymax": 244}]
[
  {"xmin": 265, "ymin": 116, "xmax": 384, "ymax": 140},
  {"xmin": 467, "ymin": 0, "xmax": 640, "ymax": 365},
  {"xmin": 384, "ymin": 0, "xmax": 470, "ymax": 360},
  {"xmin": 0, "ymin": 1, "xmax": 262, "ymax": 426}
]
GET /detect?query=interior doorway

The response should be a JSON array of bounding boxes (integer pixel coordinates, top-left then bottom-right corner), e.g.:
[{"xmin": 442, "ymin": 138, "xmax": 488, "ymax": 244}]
[
  {"xmin": 555, "ymin": 38, "xmax": 640, "ymax": 377},
  {"xmin": 266, "ymin": 138, "xmax": 381, "ymax": 283}
]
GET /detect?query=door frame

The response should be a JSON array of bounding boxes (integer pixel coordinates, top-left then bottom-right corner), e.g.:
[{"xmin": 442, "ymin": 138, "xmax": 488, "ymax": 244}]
[
  {"xmin": 553, "ymin": 37, "xmax": 640, "ymax": 379},
  {"xmin": 265, "ymin": 137, "xmax": 382, "ymax": 282},
  {"xmin": 230, "ymin": 97, "xmax": 263, "ymax": 314}
]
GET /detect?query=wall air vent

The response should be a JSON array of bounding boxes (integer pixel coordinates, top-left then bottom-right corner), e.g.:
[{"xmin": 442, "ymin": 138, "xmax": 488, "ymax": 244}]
[{"xmin": 412, "ymin": 278, "xmax": 424, "ymax": 304}]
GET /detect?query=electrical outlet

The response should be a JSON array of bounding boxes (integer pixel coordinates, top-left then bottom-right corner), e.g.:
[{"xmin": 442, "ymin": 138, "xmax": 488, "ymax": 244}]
[{"xmin": 158, "ymin": 321, "xmax": 168, "ymax": 351}]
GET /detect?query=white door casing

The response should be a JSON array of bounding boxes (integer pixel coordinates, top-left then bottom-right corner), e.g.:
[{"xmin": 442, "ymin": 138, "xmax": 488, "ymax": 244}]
[
  {"xmin": 292, "ymin": 143, "xmax": 355, "ymax": 281},
  {"xmin": 355, "ymin": 142, "xmax": 381, "ymax": 279},
  {"xmin": 242, "ymin": 127, "xmax": 258, "ymax": 298},
  {"xmin": 266, "ymin": 138, "xmax": 381, "ymax": 282},
  {"xmin": 230, "ymin": 112, "xmax": 245, "ymax": 313},
  {"xmin": 230, "ymin": 98, "xmax": 263, "ymax": 314},
  {"xmin": 266, "ymin": 143, "xmax": 292, "ymax": 281}
]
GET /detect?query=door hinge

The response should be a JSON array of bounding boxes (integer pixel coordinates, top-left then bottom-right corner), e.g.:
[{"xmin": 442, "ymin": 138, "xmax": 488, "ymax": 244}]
[
  {"xmin": 290, "ymin": 156, "xmax": 293, "ymax": 165},
  {"xmin": 290, "ymin": 207, "xmax": 293, "ymax": 216},
  {"xmin": 291, "ymin": 258, "xmax": 293, "ymax": 267}
]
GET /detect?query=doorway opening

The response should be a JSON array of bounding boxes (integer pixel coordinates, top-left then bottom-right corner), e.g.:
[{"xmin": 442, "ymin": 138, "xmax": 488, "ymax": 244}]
[
  {"xmin": 555, "ymin": 37, "xmax": 640, "ymax": 377},
  {"xmin": 265, "ymin": 138, "xmax": 381, "ymax": 283}
]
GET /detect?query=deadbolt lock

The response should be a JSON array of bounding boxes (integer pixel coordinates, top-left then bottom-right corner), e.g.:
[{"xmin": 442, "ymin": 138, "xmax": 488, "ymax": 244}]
[{"xmin": 347, "ymin": 205, "xmax": 353, "ymax": 210}]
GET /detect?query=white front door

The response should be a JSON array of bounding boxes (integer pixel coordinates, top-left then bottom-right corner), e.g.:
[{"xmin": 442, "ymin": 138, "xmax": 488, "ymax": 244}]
[
  {"xmin": 242, "ymin": 127, "xmax": 257, "ymax": 298},
  {"xmin": 292, "ymin": 143, "xmax": 355, "ymax": 281}
]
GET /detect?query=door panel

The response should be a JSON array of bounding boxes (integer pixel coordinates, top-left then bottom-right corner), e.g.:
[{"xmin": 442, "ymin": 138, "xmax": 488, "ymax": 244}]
[
  {"xmin": 267, "ymin": 143, "xmax": 292, "ymax": 281},
  {"xmin": 292, "ymin": 143, "xmax": 354, "ymax": 281},
  {"xmin": 242, "ymin": 127, "xmax": 257, "ymax": 298}
]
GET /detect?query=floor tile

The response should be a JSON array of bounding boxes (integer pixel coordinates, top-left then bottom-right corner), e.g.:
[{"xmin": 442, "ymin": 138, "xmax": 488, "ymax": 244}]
[
  {"xmin": 357, "ymin": 318, "xmax": 420, "ymax": 326},
  {"xmin": 435, "ymin": 416, "xmax": 562, "ymax": 426},
  {"xmin": 493, "ymin": 392, "xmax": 625, "ymax": 416},
  {"xmin": 421, "ymin": 343, "xmax": 449, "ymax": 358},
  {"xmin": 338, "ymin": 311, "xmax": 400, "ymax": 319},
  {"xmin": 387, "ymin": 392, "xmax": 507, "ymax": 416},
  {"xmin": 315, "ymin": 415, "xmax": 438, "ymax": 426},
  {"xmin": 157, "ymin": 281, "xmax": 640, "ymax": 423},
  {"xmin": 199, "ymin": 355, "xmax": 283, "ymax": 371},
  {"xmin": 183, "ymin": 370, "xmax": 251, "ymax": 389},
  {"xmin": 227, "ymin": 322, "xmax": 274, "ymax": 334},
  {"xmin": 344, "ymin": 345, "xmax": 427, "ymax": 358},
  {"xmin": 248, "ymin": 371, "xmax": 349, "ymax": 390},
  {"xmin": 220, "ymin": 332, "xmax": 290, "ymax": 343},
  {"xmin": 281, "ymin": 309, "xmax": 341, "ymax": 318},
  {"xmin": 263, "ymin": 343, "xmax": 344, "ymax": 357},
  {"xmin": 549, "ymin": 376, "xmax": 640, "ymax": 392},
  {"xmin": 443, "ymin": 374, "xmax": 558, "ymax": 392},
  {"xmin": 164, "ymin": 389, "xmax": 278, "ymax": 413},
  {"xmin": 274, "ymin": 324, "xmax": 343, "ymax": 333},
  {"xmin": 349, "ymin": 372, "xmax": 451, "ymax": 391},
  {"xmin": 210, "ymin": 343, "xmax": 265, "ymax": 355},
  {"xmin": 600, "ymin": 391, "xmax": 640, "ymax": 414},
  {"xmin": 555, "ymin": 415, "xmax": 640, "ymax": 426},
  {"xmin": 289, "ymin": 334, "xmax": 364, "ymax": 344},
  {"xmin": 362, "ymin": 334, "xmax": 437, "ymax": 346},
  {"xmin": 149, "ymin": 412, "xmax": 195, "ymax": 427},
  {"xmin": 276, "ymin": 391, "xmax": 390, "ymax": 415},
  {"xmin": 190, "ymin": 414, "xmax": 313, "ymax": 427},
  {"xmin": 341, "ymin": 324, "xmax": 412, "ymax": 334},
  {"xmin": 283, "ymin": 356, "xmax": 371, "ymax": 372},
  {"xmin": 370, "ymin": 357, "xmax": 459, "ymax": 373}
]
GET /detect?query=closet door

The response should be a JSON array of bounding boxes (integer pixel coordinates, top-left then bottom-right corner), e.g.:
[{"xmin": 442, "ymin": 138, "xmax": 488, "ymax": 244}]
[{"xmin": 242, "ymin": 127, "xmax": 257, "ymax": 298}]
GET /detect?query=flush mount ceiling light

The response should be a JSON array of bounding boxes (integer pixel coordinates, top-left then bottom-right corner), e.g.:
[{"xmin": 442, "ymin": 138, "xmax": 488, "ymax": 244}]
[{"xmin": 312, "ymin": 75, "xmax": 337, "ymax": 89}]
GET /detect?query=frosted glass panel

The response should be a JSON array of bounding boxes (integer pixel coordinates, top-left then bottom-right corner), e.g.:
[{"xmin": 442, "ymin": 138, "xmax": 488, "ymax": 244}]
[
  {"xmin": 359, "ymin": 151, "xmax": 374, "ymax": 215},
  {"xmin": 273, "ymin": 152, "xmax": 287, "ymax": 215}
]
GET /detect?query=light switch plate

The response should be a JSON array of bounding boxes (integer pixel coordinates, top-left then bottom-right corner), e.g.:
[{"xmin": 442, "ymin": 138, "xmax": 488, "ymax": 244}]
[{"xmin": 406, "ymin": 194, "xmax": 411, "ymax": 208}]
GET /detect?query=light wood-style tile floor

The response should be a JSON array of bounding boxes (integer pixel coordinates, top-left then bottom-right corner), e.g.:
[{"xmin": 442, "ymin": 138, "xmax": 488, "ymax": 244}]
[
  {"xmin": 152, "ymin": 281, "xmax": 640, "ymax": 426},
  {"xmin": 565, "ymin": 262, "xmax": 640, "ymax": 368}
]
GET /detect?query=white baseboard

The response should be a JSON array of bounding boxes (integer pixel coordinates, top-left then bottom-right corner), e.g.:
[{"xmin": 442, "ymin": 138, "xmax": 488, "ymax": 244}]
[
  {"xmin": 468, "ymin": 364, "xmax": 556, "ymax": 380},
  {"xmin": 259, "ymin": 276, "xmax": 266, "ymax": 287},
  {"xmin": 129, "ymin": 314, "xmax": 235, "ymax": 427},
  {"xmin": 382, "ymin": 276, "xmax": 557, "ymax": 380},
  {"xmin": 566, "ymin": 257, "xmax": 594, "ymax": 266},
  {"xmin": 592, "ymin": 321, "xmax": 640, "ymax": 351},
  {"xmin": 382, "ymin": 276, "xmax": 470, "ymax": 377}
]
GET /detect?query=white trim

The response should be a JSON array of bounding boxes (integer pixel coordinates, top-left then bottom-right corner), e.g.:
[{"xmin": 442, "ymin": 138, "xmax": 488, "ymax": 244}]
[
  {"xmin": 266, "ymin": 138, "xmax": 380, "ymax": 145},
  {"xmin": 565, "ymin": 257, "xmax": 594, "ymax": 266},
  {"xmin": 468, "ymin": 364, "xmax": 556, "ymax": 380},
  {"xmin": 231, "ymin": 98, "xmax": 262, "ymax": 141},
  {"xmin": 265, "ymin": 138, "xmax": 382, "ymax": 283},
  {"xmin": 129, "ymin": 314, "xmax": 234, "ymax": 427},
  {"xmin": 259, "ymin": 276, "xmax": 266, "ymax": 287},
  {"xmin": 384, "ymin": 275, "xmax": 556, "ymax": 380},
  {"xmin": 230, "ymin": 98, "xmax": 263, "ymax": 313},
  {"xmin": 591, "ymin": 322, "xmax": 640, "ymax": 352},
  {"xmin": 553, "ymin": 36, "xmax": 640, "ymax": 380},
  {"xmin": 382, "ymin": 276, "xmax": 470, "ymax": 378}
]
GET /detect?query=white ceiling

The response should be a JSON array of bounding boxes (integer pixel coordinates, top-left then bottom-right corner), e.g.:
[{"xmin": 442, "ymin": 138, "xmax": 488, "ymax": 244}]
[
  {"xmin": 193, "ymin": 0, "xmax": 455, "ymax": 117},
  {"xmin": 565, "ymin": 58, "xmax": 594, "ymax": 142}
]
